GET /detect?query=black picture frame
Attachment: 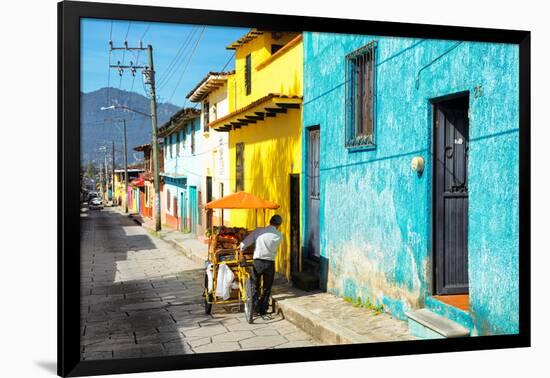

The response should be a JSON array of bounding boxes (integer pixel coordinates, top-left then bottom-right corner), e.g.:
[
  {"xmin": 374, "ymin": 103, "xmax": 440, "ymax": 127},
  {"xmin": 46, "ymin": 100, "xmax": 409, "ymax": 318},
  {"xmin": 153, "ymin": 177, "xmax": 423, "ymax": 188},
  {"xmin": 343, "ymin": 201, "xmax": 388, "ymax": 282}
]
[{"xmin": 58, "ymin": 1, "xmax": 530, "ymax": 376}]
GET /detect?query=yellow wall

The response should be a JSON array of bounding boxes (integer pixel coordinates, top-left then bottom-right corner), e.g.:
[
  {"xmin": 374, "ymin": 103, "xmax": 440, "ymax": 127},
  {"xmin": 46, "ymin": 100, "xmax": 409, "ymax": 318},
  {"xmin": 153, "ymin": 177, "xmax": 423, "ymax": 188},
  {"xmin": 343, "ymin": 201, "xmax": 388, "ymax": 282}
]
[
  {"xmin": 224, "ymin": 32, "xmax": 304, "ymax": 279},
  {"xmin": 228, "ymin": 33, "xmax": 302, "ymax": 111},
  {"xmin": 114, "ymin": 174, "xmax": 126, "ymax": 208},
  {"xmin": 228, "ymin": 112, "xmax": 302, "ymax": 279}
]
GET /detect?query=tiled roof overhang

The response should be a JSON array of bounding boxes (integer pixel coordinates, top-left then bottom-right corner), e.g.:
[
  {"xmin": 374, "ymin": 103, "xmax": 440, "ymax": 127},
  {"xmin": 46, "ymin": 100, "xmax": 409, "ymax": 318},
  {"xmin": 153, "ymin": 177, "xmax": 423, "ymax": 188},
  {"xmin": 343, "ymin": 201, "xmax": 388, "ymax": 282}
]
[
  {"xmin": 158, "ymin": 108, "xmax": 200, "ymax": 138},
  {"xmin": 186, "ymin": 71, "xmax": 234, "ymax": 102},
  {"xmin": 133, "ymin": 143, "xmax": 151, "ymax": 152},
  {"xmin": 226, "ymin": 29, "xmax": 265, "ymax": 50},
  {"xmin": 208, "ymin": 93, "xmax": 302, "ymax": 132}
]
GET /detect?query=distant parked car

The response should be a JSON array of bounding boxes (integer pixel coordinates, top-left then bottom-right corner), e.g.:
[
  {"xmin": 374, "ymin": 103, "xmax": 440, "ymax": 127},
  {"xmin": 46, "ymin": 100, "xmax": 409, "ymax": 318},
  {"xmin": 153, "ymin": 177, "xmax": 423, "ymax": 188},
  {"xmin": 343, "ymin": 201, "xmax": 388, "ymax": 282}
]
[
  {"xmin": 87, "ymin": 192, "xmax": 96, "ymax": 201},
  {"xmin": 89, "ymin": 197, "xmax": 103, "ymax": 210}
]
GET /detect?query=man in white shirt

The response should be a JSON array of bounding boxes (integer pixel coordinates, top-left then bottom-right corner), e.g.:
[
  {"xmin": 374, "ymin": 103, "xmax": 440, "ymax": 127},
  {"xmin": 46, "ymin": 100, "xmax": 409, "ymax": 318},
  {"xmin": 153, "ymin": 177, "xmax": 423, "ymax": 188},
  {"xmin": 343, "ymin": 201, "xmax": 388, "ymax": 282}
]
[{"xmin": 239, "ymin": 214, "xmax": 283, "ymax": 315}]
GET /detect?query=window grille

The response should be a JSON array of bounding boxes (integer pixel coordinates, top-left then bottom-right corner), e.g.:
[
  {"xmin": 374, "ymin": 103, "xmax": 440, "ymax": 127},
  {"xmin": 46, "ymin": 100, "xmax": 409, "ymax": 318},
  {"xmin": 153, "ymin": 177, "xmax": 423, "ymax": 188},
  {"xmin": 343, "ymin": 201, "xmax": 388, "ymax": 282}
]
[
  {"xmin": 345, "ymin": 41, "xmax": 376, "ymax": 148},
  {"xmin": 245, "ymin": 54, "xmax": 252, "ymax": 95},
  {"xmin": 203, "ymin": 102, "xmax": 210, "ymax": 132},
  {"xmin": 235, "ymin": 143, "xmax": 244, "ymax": 191}
]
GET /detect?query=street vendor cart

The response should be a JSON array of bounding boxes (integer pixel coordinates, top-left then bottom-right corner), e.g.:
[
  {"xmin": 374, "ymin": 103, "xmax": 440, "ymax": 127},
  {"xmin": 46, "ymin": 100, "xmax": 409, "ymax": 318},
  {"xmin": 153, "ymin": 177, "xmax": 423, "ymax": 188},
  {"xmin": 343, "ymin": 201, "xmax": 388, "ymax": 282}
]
[{"xmin": 203, "ymin": 191, "xmax": 280, "ymax": 323}]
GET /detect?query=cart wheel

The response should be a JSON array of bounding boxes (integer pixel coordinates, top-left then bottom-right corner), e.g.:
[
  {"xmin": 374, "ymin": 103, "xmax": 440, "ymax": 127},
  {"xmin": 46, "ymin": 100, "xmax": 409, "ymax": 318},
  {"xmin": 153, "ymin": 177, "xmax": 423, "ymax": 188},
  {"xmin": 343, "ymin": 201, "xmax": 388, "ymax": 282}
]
[
  {"xmin": 244, "ymin": 277, "xmax": 254, "ymax": 324},
  {"xmin": 204, "ymin": 274, "xmax": 212, "ymax": 315}
]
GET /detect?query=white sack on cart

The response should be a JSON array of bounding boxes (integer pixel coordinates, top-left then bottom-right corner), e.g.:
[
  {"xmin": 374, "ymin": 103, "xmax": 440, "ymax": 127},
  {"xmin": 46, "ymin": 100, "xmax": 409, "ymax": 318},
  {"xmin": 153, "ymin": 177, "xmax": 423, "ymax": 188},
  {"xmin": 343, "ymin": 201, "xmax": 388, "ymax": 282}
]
[
  {"xmin": 206, "ymin": 263, "xmax": 214, "ymax": 292},
  {"xmin": 215, "ymin": 263, "xmax": 235, "ymax": 300}
]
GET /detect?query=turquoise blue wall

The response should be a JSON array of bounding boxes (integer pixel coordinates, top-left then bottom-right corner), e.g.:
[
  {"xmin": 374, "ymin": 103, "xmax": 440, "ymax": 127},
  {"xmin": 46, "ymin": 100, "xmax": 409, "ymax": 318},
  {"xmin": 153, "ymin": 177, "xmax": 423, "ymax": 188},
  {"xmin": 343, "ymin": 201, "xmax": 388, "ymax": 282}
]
[{"xmin": 302, "ymin": 32, "xmax": 519, "ymax": 336}]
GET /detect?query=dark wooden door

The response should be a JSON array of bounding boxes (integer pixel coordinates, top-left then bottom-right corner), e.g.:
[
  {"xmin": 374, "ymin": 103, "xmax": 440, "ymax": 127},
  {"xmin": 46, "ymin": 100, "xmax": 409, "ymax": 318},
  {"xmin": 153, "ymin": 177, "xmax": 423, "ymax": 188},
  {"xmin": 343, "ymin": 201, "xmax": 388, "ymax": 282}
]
[
  {"xmin": 307, "ymin": 128, "xmax": 320, "ymax": 259},
  {"xmin": 290, "ymin": 174, "xmax": 300, "ymax": 274},
  {"xmin": 434, "ymin": 95, "xmax": 469, "ymax": 295}
]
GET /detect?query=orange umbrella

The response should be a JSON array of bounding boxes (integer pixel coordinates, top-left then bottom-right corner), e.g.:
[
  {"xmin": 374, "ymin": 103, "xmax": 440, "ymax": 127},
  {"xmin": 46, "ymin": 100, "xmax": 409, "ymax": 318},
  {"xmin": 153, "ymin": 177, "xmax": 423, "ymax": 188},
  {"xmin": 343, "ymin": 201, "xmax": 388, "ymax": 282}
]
[{"xmin": 204, "ymin": 191, "xmax": 279, "ymax": 210}]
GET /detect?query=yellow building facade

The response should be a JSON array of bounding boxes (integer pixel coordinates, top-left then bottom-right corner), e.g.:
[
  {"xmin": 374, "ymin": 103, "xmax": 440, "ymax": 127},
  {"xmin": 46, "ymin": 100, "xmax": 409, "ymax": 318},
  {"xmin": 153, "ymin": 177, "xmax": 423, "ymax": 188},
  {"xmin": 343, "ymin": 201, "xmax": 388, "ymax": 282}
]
[
  {"xmin": 210, "ymin": 30, "xmax": 303, "ymax": 280},
  {"xmin": 113, "ymin": 171, "xmax": 126, "ymax": 208}
]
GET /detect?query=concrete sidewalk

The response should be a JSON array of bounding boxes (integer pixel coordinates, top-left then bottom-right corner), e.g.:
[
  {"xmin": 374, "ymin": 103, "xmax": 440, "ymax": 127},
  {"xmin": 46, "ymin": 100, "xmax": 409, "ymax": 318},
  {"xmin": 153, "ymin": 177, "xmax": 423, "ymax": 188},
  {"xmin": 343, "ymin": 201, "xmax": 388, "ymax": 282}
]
[
  {"xmin": 127, "ymin": 209, "xmax": 414, "ymax": 345},
  {"xmin": 271, "ymin": 284, "xmax": 415, "ymax": 344}
]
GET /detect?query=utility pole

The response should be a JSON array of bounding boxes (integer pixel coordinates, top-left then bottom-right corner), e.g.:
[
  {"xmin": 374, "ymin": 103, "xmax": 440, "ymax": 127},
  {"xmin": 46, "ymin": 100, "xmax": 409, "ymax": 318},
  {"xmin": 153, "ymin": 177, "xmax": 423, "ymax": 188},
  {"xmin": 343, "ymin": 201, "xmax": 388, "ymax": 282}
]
[
  {"xmin": 99, "ymin": 146, "xmax": 107, "ymax": 200},
  {"xmin": 111, "ymin": 139, "xmax": 115, "ymax": 204},
  {"xmin": 122, "ymin": 119, "xmax": 128, "ymax": 213},
  {"xmin": 109, "ymin": 41, "xmax": 161, "ymax": 231},
  {"xmin": 104, "ymin": 148, "xmax": 109, "ymax": 203},
  {"xmin": 146, "ymin": 45, "xmax": 162, "ymax": 232}
]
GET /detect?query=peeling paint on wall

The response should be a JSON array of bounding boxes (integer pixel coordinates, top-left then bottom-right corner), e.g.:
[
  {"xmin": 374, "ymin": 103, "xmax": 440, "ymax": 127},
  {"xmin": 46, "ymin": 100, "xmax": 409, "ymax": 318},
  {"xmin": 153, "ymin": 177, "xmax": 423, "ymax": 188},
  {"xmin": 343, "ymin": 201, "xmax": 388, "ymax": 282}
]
[{"xmin": 303, "ymin": 32, "xmax": 519, "ymax": 335}]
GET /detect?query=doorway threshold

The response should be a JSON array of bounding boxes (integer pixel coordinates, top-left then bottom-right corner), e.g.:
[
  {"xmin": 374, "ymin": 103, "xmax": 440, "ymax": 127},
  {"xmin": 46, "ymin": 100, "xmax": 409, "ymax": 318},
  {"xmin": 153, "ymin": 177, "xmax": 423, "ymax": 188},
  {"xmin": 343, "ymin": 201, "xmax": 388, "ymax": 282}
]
[{"xmin": 433, "ymin": 294, "xmax": 469, "ymax": 312}]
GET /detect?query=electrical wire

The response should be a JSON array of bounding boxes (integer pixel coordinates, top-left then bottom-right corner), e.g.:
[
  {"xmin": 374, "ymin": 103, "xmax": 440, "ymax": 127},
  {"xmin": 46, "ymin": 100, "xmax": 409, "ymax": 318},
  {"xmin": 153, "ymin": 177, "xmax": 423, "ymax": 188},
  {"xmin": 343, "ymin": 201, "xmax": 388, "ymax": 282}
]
[
  {"xmin": 167, "ymin": 26, "xmax": 207, "ymax": 104},
  {"xmin": 139, "ymin": 23, "xmax": 150, "ymax": 41},
  {"xmin": 156, "ymin": 27, "xmax": 199, "ymax": 90},
  {"xmin": 117, "ymin": 21, "xmax": 132, "ymax": 89},
  {"xmin": 129, "ymin": 23, "xmax": 151, "ymax": 94},
  {"xmin": 107, "ymin": 20, "xmax": 114, "ymax": 105}
]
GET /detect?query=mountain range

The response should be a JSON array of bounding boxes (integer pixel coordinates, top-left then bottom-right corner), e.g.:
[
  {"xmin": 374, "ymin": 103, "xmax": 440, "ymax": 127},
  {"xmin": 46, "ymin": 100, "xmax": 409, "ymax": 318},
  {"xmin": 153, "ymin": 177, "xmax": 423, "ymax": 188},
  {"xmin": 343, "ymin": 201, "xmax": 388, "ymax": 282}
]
[{"xmin": 81, "ymin": 87, "xmax": 181, "ymax": 166}]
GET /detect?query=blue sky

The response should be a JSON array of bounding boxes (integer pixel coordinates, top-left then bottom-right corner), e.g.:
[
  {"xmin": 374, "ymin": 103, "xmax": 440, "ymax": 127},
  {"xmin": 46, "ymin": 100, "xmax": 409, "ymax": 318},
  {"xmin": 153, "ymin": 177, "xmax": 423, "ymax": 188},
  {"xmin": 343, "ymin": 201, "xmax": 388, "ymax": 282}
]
[{"xmin": 81, "ymin": 19, "xmax": 248, "ymax": 107}]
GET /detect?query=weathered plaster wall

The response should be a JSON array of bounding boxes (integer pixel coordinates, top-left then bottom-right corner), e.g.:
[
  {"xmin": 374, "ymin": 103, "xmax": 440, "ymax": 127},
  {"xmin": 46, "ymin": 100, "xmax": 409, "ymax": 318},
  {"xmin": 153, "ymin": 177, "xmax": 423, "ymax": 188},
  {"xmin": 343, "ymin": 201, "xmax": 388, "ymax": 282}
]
[{"xmin": 302, "ymin": 32, "xmax": 519, "ymax": 335}]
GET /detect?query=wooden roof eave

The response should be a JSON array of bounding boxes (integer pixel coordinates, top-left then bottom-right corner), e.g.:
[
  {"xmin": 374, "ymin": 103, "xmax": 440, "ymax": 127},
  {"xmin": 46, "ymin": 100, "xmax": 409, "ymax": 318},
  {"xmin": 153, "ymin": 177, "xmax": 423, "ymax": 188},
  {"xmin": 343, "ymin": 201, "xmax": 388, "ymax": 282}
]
[
  {"xmin": 226, "ymin": 29, "xmax": 265, "ymax": 50},
  {"xmin": 187, "ymin": 77, "xmax": 228, "ymax": 102},
  {"xmin": 208, "ymin": 94, "xmax": 302, "ymax": 132},
  {"xmin": 158, "ymin": 111, "xmax": 200, "ymax": 137}
]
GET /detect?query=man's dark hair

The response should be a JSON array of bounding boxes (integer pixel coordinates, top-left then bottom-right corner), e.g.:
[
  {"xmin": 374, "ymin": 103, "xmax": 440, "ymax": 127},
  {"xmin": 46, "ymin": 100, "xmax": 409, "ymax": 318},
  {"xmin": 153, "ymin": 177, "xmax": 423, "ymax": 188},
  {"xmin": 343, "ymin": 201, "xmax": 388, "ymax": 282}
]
[{"xmin": 270, "ymin": 214, "xmax": 283, "ymax": 226}]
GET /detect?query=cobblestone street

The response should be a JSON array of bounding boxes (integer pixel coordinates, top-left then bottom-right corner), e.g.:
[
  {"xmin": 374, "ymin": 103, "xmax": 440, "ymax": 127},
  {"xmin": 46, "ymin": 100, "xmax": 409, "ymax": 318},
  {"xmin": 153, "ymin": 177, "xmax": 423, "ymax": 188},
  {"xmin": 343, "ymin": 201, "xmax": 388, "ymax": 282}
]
[{"xmin": 80, "ymin": 208, "xmax": 320, "ymax": 360}]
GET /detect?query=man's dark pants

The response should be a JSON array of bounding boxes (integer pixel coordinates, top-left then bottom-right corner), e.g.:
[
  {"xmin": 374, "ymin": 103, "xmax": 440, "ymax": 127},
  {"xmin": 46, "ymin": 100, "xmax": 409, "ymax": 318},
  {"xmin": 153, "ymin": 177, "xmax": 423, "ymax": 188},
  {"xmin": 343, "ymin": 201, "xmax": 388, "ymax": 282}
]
[{"xmin": 251, "ymin": 259, "xmax": 275, "ymax": 314}]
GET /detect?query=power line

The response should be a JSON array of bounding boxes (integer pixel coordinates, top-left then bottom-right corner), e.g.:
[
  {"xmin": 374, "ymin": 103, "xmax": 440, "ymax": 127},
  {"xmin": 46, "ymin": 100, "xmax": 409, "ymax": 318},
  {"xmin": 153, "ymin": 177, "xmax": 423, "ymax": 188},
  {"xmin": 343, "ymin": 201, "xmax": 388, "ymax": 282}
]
[
  {"xmin": 220, "ymin": 51, "xmax": 235, "ymax": 72},
  {"xmin": 156, "ymin": 27, "xmax": 199, "ymax": 90},
  {"xmin": 168, "ymin": 26, "xmax": 207, "ymax": 104},
  {"xmin": 107, "ymin": 20, "xmax": 114, "ymax": 105},
  {"xmin": 156, "ymin": 27, "xmax": 198, "ymax": 87},
  {"xmin": 124, "ymin": 21, "xmax": 132, "ymax": 40},
  {"xmin": 140, "ymin": 23, "xmax": 151, "ymax": 40},
  {"xmin": 117, "ymin": 21, "xmax": 133, "ymax": 89},
  {"xmin": 128, "ymin": 23, "xmax": 152, "ymax": 95}
]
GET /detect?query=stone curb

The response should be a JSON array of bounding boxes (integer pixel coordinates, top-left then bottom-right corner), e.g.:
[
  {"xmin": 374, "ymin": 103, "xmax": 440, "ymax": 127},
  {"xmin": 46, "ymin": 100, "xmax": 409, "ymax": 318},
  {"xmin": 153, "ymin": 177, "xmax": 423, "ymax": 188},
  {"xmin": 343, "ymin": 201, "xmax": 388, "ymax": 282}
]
[
  {"xmin": 272, "ymin": 295, "xmax": 373, "ymax": 345},
  {"xmin": 135, "ymin": 217, "xmax": 207, "ymax": 266},
  {"xmin": 162, "ymin": 238, "xmax": 206, "ymax": 266}
]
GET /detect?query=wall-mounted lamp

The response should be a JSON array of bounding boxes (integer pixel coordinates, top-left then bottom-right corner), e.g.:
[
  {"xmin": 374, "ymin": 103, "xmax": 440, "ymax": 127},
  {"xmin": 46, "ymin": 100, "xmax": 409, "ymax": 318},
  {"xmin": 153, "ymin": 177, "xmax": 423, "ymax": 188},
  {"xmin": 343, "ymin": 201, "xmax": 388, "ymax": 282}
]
[{"xmin": 411, "ymin": 156, "xmax": 425, "ymax": 176}]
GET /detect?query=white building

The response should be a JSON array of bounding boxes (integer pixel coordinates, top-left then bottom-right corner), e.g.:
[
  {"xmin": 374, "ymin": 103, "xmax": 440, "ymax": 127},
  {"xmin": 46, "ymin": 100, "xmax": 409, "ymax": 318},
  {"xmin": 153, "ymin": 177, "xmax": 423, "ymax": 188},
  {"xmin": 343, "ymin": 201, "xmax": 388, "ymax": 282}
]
[{"xmin": 186, "ymin": 71, "xmax": 233, "ymax": 228}]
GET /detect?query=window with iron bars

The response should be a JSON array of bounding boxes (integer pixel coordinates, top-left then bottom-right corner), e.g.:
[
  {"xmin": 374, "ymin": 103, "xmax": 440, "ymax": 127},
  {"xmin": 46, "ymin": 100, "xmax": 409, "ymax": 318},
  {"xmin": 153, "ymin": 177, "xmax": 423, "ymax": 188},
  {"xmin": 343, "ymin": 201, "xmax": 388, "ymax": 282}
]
[
  {"xmin": 245, "ymin": 54, "xmax": 252, "ymax": 96},
  {"xmin": 235, "ymin": 143, "xmax": 244, "ymax": 191},
  {"xmin": 203, "ymin": 101, "xmax": 210, "ymax": 132},
  {"xmin": 345, "ymin": 41, "xmax": 376, "ymax": 148}
]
